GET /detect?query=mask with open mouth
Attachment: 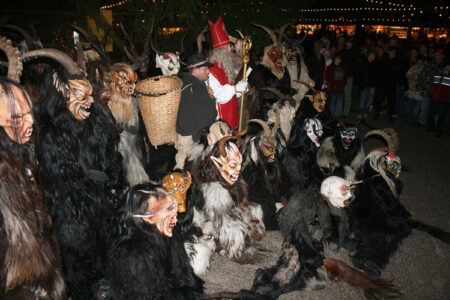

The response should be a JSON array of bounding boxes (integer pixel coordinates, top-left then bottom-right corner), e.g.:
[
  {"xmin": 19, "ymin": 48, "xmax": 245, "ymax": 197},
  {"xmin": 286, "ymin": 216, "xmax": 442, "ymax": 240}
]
[
  {"xmin": 339, "ymin": 126, "xmax": 357, "ymax": 149},
  {"xmin": 0, "ymin": 82, "xmax": 34, "ymax": 144},
  {"xmin": 66, "ymin": 78, "xmax": 94, "ymax": 120},
  {"xmin": 312, "ymin": 91, "xmax": 327, "ymax": 112},
  {"xmin": 111, "ymin": 63, "xmax": 137, "ymax": 98},
  {"xmin": 134, "ymin": 188, "xmax": 178, "ymax": 237},
  {"xmin": 156, "ymin": 52, "xmax": 181, "ymax": 76},
  {"xmin": 304, "ymin": 118, "xmax": 323, "ymax": 147},
  {"xmin": 268, "ymin": 45, "xmax": 284, "ymax": 73},
  {"xmin": 211, "ymin": 141, "xmax": 242, "ymax": 185},
  {"xmin": 320, "ymin": 176, "xmax": 354, "ymax": 208}
]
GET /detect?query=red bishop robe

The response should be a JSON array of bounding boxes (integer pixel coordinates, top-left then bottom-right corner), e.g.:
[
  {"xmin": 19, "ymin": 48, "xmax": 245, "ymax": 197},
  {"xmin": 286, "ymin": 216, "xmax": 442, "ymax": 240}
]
[{"xmin": 209, "ymin": 62, "xmax": 239, "ymax": 130}]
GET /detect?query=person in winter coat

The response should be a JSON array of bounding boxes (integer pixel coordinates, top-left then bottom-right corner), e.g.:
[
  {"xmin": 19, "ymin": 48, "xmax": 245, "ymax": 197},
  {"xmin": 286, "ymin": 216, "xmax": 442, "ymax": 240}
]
[
  {"xmin": 357, "ymin": 51, "xmax": 377, "ymax": 120},
  {"xmin": 326, "ymin": 55, "xmax": 347, "ymax": 118}
]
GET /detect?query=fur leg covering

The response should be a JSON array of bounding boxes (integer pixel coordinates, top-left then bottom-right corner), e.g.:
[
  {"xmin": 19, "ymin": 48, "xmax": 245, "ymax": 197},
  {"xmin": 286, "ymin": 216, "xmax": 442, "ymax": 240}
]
[
  {"xmin": 198, "ymin": 182, "xmax": 265, "ymax": 263},
  {"xmin": 119, "ymin": 130, "xmax": 149, "ymax": 186},
  {"xmin": 184, "ymin": 239, "xmax": 214, "ymax": 276}
]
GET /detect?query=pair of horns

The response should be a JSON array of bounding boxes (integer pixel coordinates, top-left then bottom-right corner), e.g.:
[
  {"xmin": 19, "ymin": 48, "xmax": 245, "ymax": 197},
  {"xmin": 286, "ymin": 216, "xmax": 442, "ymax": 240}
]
[
  {"xmin": 217, "ymin": 127, "xmax": 248, "ymax": 158},
  {"xmin": 248, "ymin": 108, "xmax": 280, "ymax": 139},
  {"xmin": 252, "ymin": 23, "xmax": 290, "ymax": 45}
]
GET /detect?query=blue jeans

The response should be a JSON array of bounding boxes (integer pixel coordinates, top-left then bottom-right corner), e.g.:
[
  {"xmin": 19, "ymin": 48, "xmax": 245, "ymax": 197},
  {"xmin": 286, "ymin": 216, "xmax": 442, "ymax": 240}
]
[
  {"xmin": 419, "ymin": 96, "xmax": 430, "ymax": 125},
  {"xmin": 327, "ymin": 91, "xmax": 344, "ymax": 118},
  {"xmin": 394, "ymin": 85, "xmax": 406, "ymax": 116},
  {"xmin": 405, "ymin": 97, "xmax": 422, "ymax": 123},
  {"xmin": 357, "ymin": 87, "xmax": 375, "ymax": 115}
]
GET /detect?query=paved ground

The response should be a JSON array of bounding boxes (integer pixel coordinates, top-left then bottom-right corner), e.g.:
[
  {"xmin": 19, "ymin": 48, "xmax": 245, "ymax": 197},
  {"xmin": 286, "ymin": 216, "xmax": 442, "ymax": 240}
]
[{"xmin": 200, "ymin": 115, "xmax": 450, "ymax": 300}]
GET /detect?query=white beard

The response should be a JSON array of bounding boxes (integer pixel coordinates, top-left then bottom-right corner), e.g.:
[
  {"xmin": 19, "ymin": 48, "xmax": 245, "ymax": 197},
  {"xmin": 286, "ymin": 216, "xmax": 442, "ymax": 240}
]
[{"xmin": 108, "ymin": 92, "xmax": 134, "ymax": 127}]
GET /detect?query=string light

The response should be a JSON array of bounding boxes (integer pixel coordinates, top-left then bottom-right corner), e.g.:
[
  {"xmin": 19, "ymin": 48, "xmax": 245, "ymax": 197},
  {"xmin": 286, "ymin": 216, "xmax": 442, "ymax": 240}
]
[{"xmin": 100, "ymin": 0, "xmax": 130, "ymax": 10}]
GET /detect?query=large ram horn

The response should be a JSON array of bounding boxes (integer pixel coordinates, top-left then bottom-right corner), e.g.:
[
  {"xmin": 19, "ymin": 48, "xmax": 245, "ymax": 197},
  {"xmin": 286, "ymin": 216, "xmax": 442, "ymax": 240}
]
[
  {"xmin": 0, "ymin": 24, "xmax": 35, "ymax": 50},
  {"xmin": 22, "ymin": 48, "xmax": 81, "ymax": 76},
  {"xmin": 217, "ymin": 135, "xmax": 235, "ymax": 158},
  {"xmin": 236, "ymin": 30, "xmax": 244, "ymax": 39},
  {"xmin": 0, "ymin": 36, "xmax": 23, "ymax": 82},
  {"xmin": 252, "ymin": 23, "xmax": 277, "ymax": 45},
  {"xmin": 143, "ymin": 19, "xmax": 154, "ymax": 56},
  {"xmin": 249, "ymin": 119, "xmax": 271, "ymax": 138},
  {"xmin": 364, "ymin": 128, "xmax": 399, "ymax": 155}
]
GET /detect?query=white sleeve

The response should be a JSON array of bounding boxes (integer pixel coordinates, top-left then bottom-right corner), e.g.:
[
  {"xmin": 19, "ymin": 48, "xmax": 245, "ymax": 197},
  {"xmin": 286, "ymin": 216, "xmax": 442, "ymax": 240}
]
[{"xmin": 208, "ymin": 73, "xmax": 236, "ymax": 104}]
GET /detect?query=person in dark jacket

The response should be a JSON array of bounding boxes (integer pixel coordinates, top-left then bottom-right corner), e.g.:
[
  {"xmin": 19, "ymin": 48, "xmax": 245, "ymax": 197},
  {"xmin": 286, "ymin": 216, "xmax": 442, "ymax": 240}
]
[
  {"xmin": 340, "ymin": 38, "xmax": 360, "ymax": 116},
  {"xmin": 326, "ymin": 55, "xmax": 347, "ymax": 118},
  {"xmin": 174, "ymin": 52, "xmax": 217, "ymax": 169},
  {"xmin": 426, "ymin": 64, "xmax": 450, "ymax": 137},
  {"xmin": 357, "ymin": 51, "xmax": 377, "ymax": 120}
]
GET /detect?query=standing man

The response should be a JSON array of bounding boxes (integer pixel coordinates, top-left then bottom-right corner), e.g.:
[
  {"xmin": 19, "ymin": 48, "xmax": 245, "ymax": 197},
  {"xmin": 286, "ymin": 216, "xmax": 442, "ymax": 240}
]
[
  {"xmin": 175, "ymin": 52, "xmax": 217, "ymax": 169},
  {"xmin": 208, "ymin": 16, "xmax": 248, "ymax": 130}
]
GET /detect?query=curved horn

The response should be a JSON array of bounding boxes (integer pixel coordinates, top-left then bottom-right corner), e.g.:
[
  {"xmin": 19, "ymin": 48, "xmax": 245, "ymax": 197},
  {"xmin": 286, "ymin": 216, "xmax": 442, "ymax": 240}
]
[
  {"xmin": 120, "ymin": 21, "xmax": 138, "ymax": 56},
  {"xmin": 228, "ymin": 35, "xmax": 238, "ymax": 44},
  {"xmin": 197, "ymin": 25, "xmax": 208, "ymax": 54},
  {"xmin": 249, "ymin": 119, "xmax": 271, "ymax": 138},
  {"xmin": 0, "ymin": 24, "xmax": 35, "ymax": 50},
  {"xmin": 0, "ymin": 36, "xmax": 23, "ymax": 82},
  {"xmin": 76, "ymin": 41, "xmax": 86, "ymax": 72},
  {"xmin": 123, "ymin": 45, "xmax": 137, "ymax": 64},
  {"xmin": 294, "ymin": 80, "xmax": 318, "ymax": 94},
  {"xmin": 272, "ymin": 108, "xmax": 280, "ymax": 137},
  {"xmin": 150, "ymin": 19, "xmax": 163, "ymax": 55},
  {"xmin": 252, "ymin": 23, "xmax": 277, "ymax": 45},
  {"xmin": 143, "ymin": 19, "xmax": 154, "ymax": 56},
  {"xmin": 278, "ymin": 23, "xmax": 291, "ymax": 44},
  {"xmin": 217, "ymin": 135, "xmax": 235, "ymax": 157},
  {"xmin": 236, "ymin": 30, "xmax": 244, "ymax": 39},
  {"xmin": 258, "ymin": 87, "xmax": 284, "ymax": 99},
  {"xmin": 22, "ymin": 49, "xmax": 81, "ymax": 76},
  {"xmin": 363, "ymin": 128, "xmax": 399, "ymax": 155}
]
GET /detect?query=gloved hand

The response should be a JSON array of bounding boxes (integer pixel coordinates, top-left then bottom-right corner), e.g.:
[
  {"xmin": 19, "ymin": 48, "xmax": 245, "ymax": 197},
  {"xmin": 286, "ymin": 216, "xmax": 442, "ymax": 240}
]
[{"xmin": 235, "ymin": 81, "xmax": 248, "ymax": 93}]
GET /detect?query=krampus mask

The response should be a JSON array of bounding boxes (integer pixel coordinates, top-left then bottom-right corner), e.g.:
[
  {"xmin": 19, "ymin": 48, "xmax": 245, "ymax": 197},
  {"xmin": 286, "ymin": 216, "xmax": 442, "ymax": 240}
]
[
  {"xmin": 133, "ymin": 188, "xmax": 178, "ymax": 237},
  {"xmin": 339, "ymin": 124, "xmax": 357, "ymax": 150},
  {"xmin": 162, "ymin": 170, "xmax": 192, "ymax": 213},
  {"xmin": 210, "ymin": 137, "xmax": 242, "ymax": 185},
  {"xmin": 248, "ymin": 109, "xmax": 280, "ymax": 163},
  {"xmin": 320, "ymin": 176, "xmax": 360, "ymax": 208},
  {"xmin": 383, "ymin": 153, "xmax": 401, "ymax": 179},
  {"xmin": 304, "ymin": 118, "xmax": 323, "ymax": 147},
  {"xmin": 252, "ymin": 23, "xmax": 290, "ymax": 79}
]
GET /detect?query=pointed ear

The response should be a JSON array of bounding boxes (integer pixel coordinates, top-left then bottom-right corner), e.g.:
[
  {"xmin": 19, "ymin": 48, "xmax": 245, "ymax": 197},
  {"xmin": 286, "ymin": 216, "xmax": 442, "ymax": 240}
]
[
  {"xmin": 305, "ymin": 94, "xmax": 313, "ymax": 102},
  {"xmin": 210, "ymin": 155, "xmax": 223, "ymax": 170},
  {"xmin": 186, "ymin": 170, "xmax": 192, "ymax": 182}
]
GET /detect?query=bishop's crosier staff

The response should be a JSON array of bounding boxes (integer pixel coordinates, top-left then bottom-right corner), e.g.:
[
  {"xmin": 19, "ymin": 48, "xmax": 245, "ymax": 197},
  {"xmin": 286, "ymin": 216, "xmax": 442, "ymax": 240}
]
[{"xmin": 238, "ymin": 35, "xmax": 252, "ymax": 132}]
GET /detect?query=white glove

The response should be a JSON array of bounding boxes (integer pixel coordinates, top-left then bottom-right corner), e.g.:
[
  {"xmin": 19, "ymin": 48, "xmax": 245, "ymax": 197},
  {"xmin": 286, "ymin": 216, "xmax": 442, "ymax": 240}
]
[{"xmin": 235, "ymin": 81, "xmax": 248, "ymax": 93}]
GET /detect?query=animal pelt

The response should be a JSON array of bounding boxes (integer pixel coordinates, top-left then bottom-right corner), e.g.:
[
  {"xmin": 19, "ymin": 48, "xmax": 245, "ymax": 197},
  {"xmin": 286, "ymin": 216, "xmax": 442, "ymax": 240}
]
[
  {"xmin": 190, "ymin": 143, "xmax": 265, "ymax": 263},
  {"xmin": 175, "ymin": 182, "xmax": 214, "ymax": 276},
  {"xmin": 280, "ymin": 119, "xmax": 324, "ymax": 193},
  {"xmin": 242, "ymin": 135, "xmax": 289, "ymax": 231},
  {"xmin": 249, "ymin": 189, "xmax": 401, "ymax": 300},
  {"xmin": 33, "ymin": 71, "xmax": 124, "ymax": 299},
  {"xmin": 102, "ymin": 218, "xmax": 204, "ymax": 299},
  {"xmin": 317, "ymin": 135, "xmax": 365, "ymax": 181},
  {"xmin": 347, "ymin": 151, "xmax": 450, "ymax": 277},
  {"xmin": 285, "ymin": 52, "xmax": 312, "ymax": 108},
  {"xmin": 115, "ymin": 97, "xmax": 149, "ymax": 186},
  {"xmin": 248, "ymin": 64, "xmax": 293, "ymax": 120},
  {"xmin": 145, "ymin": 143, "xmax": 177, "ymax": 181},
  {"xmin": 0, "ymin": 130, "xmax": 66, "ymax": 299}
]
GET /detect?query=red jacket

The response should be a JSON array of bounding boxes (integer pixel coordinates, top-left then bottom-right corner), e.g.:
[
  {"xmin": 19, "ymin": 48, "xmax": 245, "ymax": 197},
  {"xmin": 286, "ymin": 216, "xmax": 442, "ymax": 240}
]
[
  {"xmin": 209, "ymin": 62, "xmax": 239, "ymax": 129},
  {"xmin": 430, "ymin": 74, "xmax": 450, "ymax": 103}
]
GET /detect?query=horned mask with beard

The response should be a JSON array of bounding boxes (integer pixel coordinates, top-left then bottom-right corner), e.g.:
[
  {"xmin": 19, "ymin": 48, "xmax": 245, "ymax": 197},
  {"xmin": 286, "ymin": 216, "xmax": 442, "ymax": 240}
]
[{"xmin": 104, "ymin": 63, "xmax": 137, "ymax": 125}]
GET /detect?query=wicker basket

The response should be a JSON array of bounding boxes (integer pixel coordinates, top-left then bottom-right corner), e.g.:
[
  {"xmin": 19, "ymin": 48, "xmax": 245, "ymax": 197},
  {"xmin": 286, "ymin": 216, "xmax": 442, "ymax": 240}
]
[{"xmin": 136, "ymin": 75, "xmax": 183, "ymax": 147}]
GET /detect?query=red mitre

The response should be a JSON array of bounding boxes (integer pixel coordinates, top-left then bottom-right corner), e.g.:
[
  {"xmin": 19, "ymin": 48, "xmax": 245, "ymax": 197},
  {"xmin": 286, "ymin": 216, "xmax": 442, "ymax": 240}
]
[{"xmin": 208, "ymin": 16, "xmax": 230, "ymax": 49}]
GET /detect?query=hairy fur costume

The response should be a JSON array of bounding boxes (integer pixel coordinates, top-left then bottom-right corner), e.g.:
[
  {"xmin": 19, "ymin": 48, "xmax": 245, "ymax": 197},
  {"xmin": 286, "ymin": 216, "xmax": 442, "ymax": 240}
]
[
  {"xmin": 0, "ymin": 78, "xmax": 65, "ymax": 299},
  {"xmin": 347, "ymin": 151, "xmax": 450, "ymax": 277},
  {"xmin": 162, "ymin": 170, "xmax": 215, "ymax": 276},
  {"xmin": 247, "ymin": 189, "xmax": 401, "ymax": 300},
  {"xmin": 317, "ymin": 122, "xmax": 365, "ymax": 180},
  {"xmin": 103, "ymin": 63, "xmax": 149, "ymax": 186},
  {"xmin": 98, "ymin": 183, "xmax": 204, "ymax": 300},
  {"xmin": 33, "ymin": 63, "xmax": 123, "ymax": 299},
  {"xmin": 242, "ymin": 115, "xmax": 289, "ymax": 230},
  {"xmin": 281, "ymin": 117, "xmax": 324, "ymax": 194},
  {"xmin": 190, "ymin": 136, "xmax": 265, "ymax": 263}
]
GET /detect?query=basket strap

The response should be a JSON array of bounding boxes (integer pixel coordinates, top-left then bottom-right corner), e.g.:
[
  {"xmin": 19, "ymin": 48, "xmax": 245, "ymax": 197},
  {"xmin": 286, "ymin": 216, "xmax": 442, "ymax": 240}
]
[{"xmin": 135, "ymin": 91, "xmax": 168, "ymax": 97}]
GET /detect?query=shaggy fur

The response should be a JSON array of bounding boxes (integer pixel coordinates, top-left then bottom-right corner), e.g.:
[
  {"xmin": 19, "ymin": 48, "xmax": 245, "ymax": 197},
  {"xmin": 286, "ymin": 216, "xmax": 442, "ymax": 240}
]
[
  {"xmin": 189, "ymin": 141, "xmax": 265, "ymax": 263},
  {"xmin": 242, "ymin": 134, "xmax": 289, "ymax": 231},
  {"xmin": 249, "ymin": 189, "xmax": 401, "ymax": 299},
  {"xmin": 317, "ymin": 135, "xmax": 365, "ymax": 180},
  {"xmin": 102, "ymin": 183, "xmax": 204, "ymax": 300},
  {"xmin": 0, "ymin": 128, "xmax": 65, "ymax": 299},
  {"xmin": 280, "ymin": 118, "xmax": 324, "ymax": 193},
  {"xmin": 33, "ymin": 71, "xmax": 123, "ymax": 299},
  {"xmin": 347, "ymin": 151, "xmax": 450, "ymax": 276}
]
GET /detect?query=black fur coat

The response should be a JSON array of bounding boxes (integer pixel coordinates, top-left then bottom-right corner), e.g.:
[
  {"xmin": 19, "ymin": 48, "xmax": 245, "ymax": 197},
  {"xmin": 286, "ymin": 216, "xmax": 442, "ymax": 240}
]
[
  {"xmin": 33, "ymin": 72, "xmax": 124, "ymax": 299},
  {"xmin": 104, "ymin": 222, "xmax": 204, "ymax": 300}
]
